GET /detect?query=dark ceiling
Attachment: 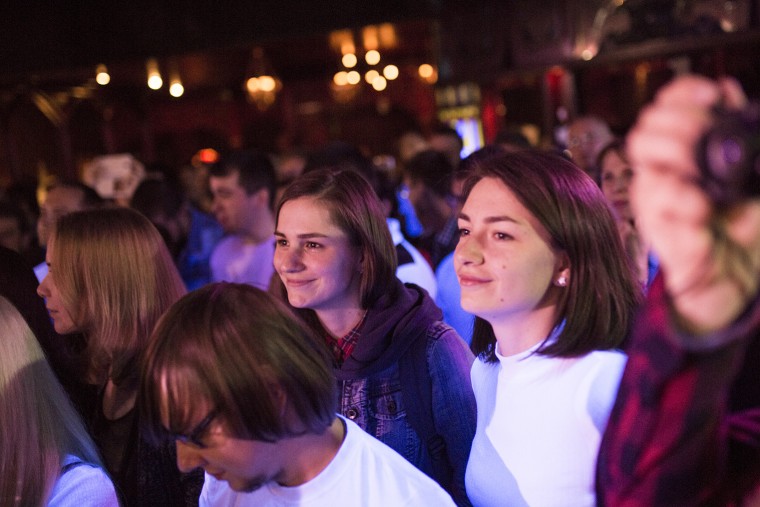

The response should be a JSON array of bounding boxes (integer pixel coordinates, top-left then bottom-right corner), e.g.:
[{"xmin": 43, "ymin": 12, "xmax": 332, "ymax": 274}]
[{"xmin": 0, "ymin": 1, "xmax": 439, "ymax": 79}]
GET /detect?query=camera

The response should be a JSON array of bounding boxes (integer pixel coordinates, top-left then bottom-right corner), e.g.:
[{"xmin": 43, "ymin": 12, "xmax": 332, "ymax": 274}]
[{"xmin": 696, "ymin": 102, "xmax": 760, "ymax": 208}]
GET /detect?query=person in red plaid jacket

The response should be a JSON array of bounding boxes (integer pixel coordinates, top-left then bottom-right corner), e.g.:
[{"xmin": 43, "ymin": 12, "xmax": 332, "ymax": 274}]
[{"xmin": 596, "ymin": 75, "xmax": 760, "ymax": 506}]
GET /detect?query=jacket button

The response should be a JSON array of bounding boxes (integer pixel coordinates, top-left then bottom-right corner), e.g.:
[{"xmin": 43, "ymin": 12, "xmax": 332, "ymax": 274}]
[
  {"xmin": 346, "ymin": 408, "xmax": 359, "ymax": 419},
  {"xmin": 387, "ymin": 400, "xmax": 397, "ymax": 413}
]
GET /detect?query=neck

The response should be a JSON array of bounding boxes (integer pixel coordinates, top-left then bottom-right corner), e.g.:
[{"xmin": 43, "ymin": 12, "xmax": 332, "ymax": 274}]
[
  {"xmin": 242, "ymin": 210, "xmax": 275, "ymax": 244},
  {"xmin": 316, "ymin": 306, "xmax": 366, "ymax": 338},
  {"xmin": 278, "ymin": 417, "xmax": 345, "ymax": 487},
  {"xmin": 489, "ymin": 304, "xmax": 559, "ymax": 357}
]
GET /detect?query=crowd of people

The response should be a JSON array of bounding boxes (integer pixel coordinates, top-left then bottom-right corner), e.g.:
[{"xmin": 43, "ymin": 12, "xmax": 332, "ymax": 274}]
[{"xmin": 1, "ymin": 73, "xmax": 759, "ymax": 506}]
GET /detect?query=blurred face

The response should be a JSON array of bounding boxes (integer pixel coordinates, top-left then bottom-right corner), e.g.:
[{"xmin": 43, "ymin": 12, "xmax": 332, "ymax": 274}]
[
  {"xmin": 36, "ymin": 237, "xmax": 79, "ymax": 334},
  {"xmin": 455, "ymin": 177, "xmax": 565, "ymax": 326},
  {"xmin": 600, "ymin": 150, "xmax": 634, "ymax": 222},
  {"xmin": 0, "ymin": 216, "xmax": 23, "ymax": 252},
  {"xmin": 37, "ymin": 187, "xmax": 85, "ymax": 247},
  {"xmin": 170, "ymin": 404, "xmax": 286, "ymax": 493},
  {"xmin": 210, "ymin": 171, "xmax": 258, "ymax": 235},
  {"xmin": 567, "ymin": 119, "xmax": 612, "ymax": 173},
  {"xmin": 274, "ymin": 197, "xmax": 362, "ymax": 314}
]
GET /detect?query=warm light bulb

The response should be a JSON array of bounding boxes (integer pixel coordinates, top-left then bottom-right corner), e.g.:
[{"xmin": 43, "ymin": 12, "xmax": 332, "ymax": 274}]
[
  {"xmin": 334, "ymin": 71, "xmax": 349, "ymax": 86},
  {"xmin": 246, "ymin": 77, "xmax": 260, "ymax": 93},
  {"xmin": 95, "ymin": 64, "xmax": 110, "ymax": 85},
  {"xmin": 418, "ymin": 64, "xmax": 434, "ymax": 79},
  {"xmin": 342, "ymin": 53, "xmax": 357, "ymax": 68},
  {"xmin": 169, "ymin": 80, "xmax": 184, "ymax": 97},
  {"xmin": 346, "ymin": 71, "xmax": 361, "ymax": 85},
  {"xmin": 148, "ymin": 74, "xmax": 163, "ymax": 90},
  {"xmin": 383, "ymin": 65, "xmax": 399, "ymax": 80},
  {"xmin": 365, "ymin": 50, "xmax": 380, "ymax": 66},
  {"xmin": 372, "ymin": 76, "xmax": 387, "ymax": 91},
  {"xmin": 258, "ymin": 75, "xmax": 276, "ymax": 92},
  {"xmin": 365, "ymin": 69, "xmax": 379, "ymax": 84}
]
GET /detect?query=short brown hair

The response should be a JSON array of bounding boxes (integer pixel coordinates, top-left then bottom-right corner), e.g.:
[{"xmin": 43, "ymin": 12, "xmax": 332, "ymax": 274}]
[
  {"xmin": 464, "ymin": 149, "xmax": 643, "ymax": 361},
  {"xmin": 276, "ymin": 168, "xmax": 397, "ymax": 308},
  {"xmin": 139, "ymin": 283, "xmax": 336, "ymax": 444}
]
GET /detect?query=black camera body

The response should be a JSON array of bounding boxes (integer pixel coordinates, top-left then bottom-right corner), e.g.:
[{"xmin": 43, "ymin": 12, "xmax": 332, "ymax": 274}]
[{"xmin": 697, "ymin": 102, "xmax": 760, "ymax": 208}]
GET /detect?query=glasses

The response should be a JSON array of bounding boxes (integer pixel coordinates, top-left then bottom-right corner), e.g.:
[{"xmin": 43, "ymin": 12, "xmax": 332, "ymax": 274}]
[{"xmin": 171, "ymin": 408, "xmax": 219, "ymax": 448}]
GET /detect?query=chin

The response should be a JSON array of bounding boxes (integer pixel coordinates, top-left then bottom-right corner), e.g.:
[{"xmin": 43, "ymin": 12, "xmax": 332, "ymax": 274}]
[{"xmin": 232, "ymin": 477, "xmax": 268, "ymax": 493}]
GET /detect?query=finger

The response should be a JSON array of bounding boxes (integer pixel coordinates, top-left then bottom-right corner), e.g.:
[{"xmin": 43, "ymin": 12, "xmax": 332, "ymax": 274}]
[
  {"xmin": 654, "ymin": 74, "xmax": 722, "ymax": 108},
  {"xmin": 717, "ymin": 76, "xmax": 749, "ymax": 110}
]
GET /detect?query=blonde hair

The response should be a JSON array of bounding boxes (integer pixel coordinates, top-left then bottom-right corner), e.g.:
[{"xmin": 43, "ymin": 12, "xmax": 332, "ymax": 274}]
[
  {"xmin": 50, "ymin": 207, "xmax": 186, "ymax": 385},
  {"xmin": 0, "ymin": 296, "xmax": 104, "ymax": 506}
]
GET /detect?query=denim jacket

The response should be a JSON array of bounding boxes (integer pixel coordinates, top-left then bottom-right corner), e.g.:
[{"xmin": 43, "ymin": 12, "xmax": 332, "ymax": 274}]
[{"xmin": 333, "ymin": 281, "xmax": 476, "ymax": 507}]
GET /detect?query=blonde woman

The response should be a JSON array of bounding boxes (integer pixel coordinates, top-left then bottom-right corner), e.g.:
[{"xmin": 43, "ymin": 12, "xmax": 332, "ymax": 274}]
[
  {"xmin": 0, "ymin": 295, "xmax": 118, "ymax": 506},
  {"xmin": 37, "ymin": 207, "xmax": 202, "ymax": 506}
]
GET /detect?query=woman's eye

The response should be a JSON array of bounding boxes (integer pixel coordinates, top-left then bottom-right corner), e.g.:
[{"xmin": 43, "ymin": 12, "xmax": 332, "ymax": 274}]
[
  {"xmin": 275, "ymin": 239, "xmax": 288, "ymax": 247},
  {"xmin": 494, "ymin": 232, "xmax": 513, "ymax": 240},
  {"xmin": 305, "ymin": 242, "xmax": 321, "ymax": 249},
  {"xmin": 457, "ymin": 228, "xmax": 470, "ymax": 237}
]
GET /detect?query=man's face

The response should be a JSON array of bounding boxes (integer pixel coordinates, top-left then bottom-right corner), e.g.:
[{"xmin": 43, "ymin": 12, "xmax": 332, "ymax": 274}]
[
  {"xmin": 171, "ymin": 406, "xmax": 287, "ymax": 493},
  {"xmin": 38, "ymin": 187, "xmax": 85, "ymax": 247},
  {"xmin": 209, "ymin": 172, "xmax": 258, "ymax": 235},
  {"xmin": 0, "ymin": 216, "xmax": 23, "ymax": 252}
]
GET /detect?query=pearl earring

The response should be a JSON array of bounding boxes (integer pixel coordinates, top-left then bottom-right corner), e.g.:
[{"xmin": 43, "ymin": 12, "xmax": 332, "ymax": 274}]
[{"xmin": 556, "ymin": 276, "xmax": 567, "ymax": 287}]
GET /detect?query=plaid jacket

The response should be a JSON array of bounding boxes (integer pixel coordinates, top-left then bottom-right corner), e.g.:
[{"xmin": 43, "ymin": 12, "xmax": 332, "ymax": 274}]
[{"xmin": 597, "ymin": 275, "xmax": 760, "ymax": 506}]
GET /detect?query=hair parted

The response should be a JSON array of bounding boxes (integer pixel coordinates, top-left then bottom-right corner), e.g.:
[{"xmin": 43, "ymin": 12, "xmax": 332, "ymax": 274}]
[
  {"xmin": 0, "ymin": 296, "xmax": 104, "ymax": 506},
  {"xmin": 276, "ymin": 168, "xmax": 397, "ymax": 309},
  {"xmin": 50, "ymin": 207, "xmax": 186, "ymax": 385},
  {"xmin": 139, "ymin": 282, "xmax": 337, "ymax": 444},
  {"xmin": 465, "ymin": 149, "xmax": 643, "ymax": 361}
]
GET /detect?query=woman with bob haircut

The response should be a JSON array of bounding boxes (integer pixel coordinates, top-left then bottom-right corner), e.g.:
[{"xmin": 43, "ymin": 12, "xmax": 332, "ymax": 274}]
[
  {"xmin": 274, "ymin": 168, "xmax": 476, "ymax": 505},
  {"xmin": 36, "ymin": 207, "xmax": 201, "ymax": 506},
  {"xmin": 456, "ymin": 149, "xmax": 642, "ymax": 506},
  {"xmin": 0, "ymin": 295, "xmax": 118, "ymax": 506}
]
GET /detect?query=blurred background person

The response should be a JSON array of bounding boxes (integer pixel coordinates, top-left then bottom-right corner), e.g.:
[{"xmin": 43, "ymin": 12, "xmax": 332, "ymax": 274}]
[
  {"xmin": 566, "ymin": 115, "xmax": 614, "ymax": 181},
  {"xmin": 0, "ymin": 295, "xmax": 118, "ymax": 506}
]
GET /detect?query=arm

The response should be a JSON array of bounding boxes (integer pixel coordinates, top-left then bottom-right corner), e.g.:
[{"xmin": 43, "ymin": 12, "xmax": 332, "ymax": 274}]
[
  {"xmin": 597, "ymin": 75, "xmax": 760, "ymax": 505},
  {"xmin": 428, "ymin": 324, "xmax": 477, "ymax": 507}
]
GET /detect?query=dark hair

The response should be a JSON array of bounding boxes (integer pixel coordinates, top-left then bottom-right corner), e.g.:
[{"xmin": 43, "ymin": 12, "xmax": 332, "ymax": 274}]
[
  {"xmin": 464, "ymin": 149, "xmax": 642, "ymax": 361},
  {"xmin": 47, "ymin": 180, "xmax": 103, "ymax": 210},
  {"xmin": 130, "ymin": 178, "xmax": 183, "ymax": 219},
  {"xmin": 210, "ymin": 150, "xmax": 277, "ymax": 209},
  {"xmin": 276, "ymin": 168, "xmax": 397, "ymax": 309},
  {"xmin": 139, "ymin": 283, "xmax": 336, "ymax": 444},
  {"xmin": 404, "ymin": 149, "xmax": 454, "ymax": 198},
  {"xmin": 594, "ymin": 138, "xmax": 627, "ymax": 184},
  {"xmin": 431, "ymin": 124, "xmax": 463, "ymax": 150}
]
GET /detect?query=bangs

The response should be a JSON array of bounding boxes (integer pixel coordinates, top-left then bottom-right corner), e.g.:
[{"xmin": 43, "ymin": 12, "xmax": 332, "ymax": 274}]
[{"xmin": 141, "ymin": 360, "xmax": 211, "ymax": 445}]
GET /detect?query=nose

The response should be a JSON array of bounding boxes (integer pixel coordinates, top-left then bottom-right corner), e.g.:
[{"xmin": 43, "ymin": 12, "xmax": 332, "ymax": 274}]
[
  {"xmin": 176, "ymin": 441, "xmax": 204, "ymax": 473},
  {"xmin": 454, "ymin": 234, "xmax": 483, "ymax": 267},
  {"xmin": 37, "ymin": 275, "xmax": 50, "ymax": 299},
  {"xmin": 276, "ymin": 246, "xmax": 304, "ymax": 273}
]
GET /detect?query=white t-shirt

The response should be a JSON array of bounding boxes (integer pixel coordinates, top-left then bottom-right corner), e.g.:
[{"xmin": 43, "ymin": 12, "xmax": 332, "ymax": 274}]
[
  {"xmin": 48, "ymin": 455, "xmax": 119, "ymax": 507},
  {"xmin": 465, "ymin": 343, "xmax": 627, "ymax": 507},
  {"xmin": 210, "ymin": 235, "xmax": 275, "ymax": 289},
  {"xmin": 200, "ymin": 417, "xmax": 456, "ymax": 507},
  {"xmin": 387, "ymin": 218, "xmax": 437, "ymax": 298}
]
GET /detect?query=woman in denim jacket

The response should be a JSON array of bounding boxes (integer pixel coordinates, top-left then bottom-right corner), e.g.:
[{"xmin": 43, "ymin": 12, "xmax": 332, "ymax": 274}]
[{"xmin": 273, "ymin": 168, "xmax": 476, "ymax": 506}]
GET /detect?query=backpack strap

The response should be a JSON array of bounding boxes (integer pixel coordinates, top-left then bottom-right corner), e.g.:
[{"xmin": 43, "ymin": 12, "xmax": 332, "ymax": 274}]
[{"xmin": 399, "ymin": 321, "xmax": 452, "ymax": 488}]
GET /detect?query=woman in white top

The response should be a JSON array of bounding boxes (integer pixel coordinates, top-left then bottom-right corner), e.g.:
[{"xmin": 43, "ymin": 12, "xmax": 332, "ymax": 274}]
[
  {"xmin": 456, "ymin": 150, "xmax": 642, "ymax": 506},
  {"xmin": 0, "ymin": 295, "xmax": 118, "ymax": 506}
]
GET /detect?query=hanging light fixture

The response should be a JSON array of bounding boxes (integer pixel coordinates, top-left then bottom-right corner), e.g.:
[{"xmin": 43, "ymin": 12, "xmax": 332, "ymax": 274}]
[
  {"xmin": 95, "ymin": 64, "xmax": 110, "ymax": 85},
  {"xmin": 244, "ymin": 47, "xmax": 281, "ymax": 110},
  {"xmin": 146, "ymin": 58, "xmax": 163, "ymax": 90},
  {"xmin": 168, "ymin": 60, "xmax": 184, "ymax": 98}
]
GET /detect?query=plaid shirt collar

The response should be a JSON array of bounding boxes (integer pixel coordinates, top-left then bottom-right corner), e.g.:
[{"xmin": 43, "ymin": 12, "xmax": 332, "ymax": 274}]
[{"xmin": 324, "ymin": 310, "xmax": 368, "ymax": 366}]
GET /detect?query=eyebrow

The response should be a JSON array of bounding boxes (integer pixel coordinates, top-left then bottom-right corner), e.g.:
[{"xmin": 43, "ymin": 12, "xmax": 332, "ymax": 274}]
[
  {"xmin": 274, "ymin": 231, "xmax": 331, "ymax": 239},
  {"xmin": 458, "ymin": 212, "xmax": 520, "ymax": 225}
]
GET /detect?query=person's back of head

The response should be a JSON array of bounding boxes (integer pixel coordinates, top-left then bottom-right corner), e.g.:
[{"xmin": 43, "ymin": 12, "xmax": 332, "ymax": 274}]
[
  {"xmin": 211, "ymin": 150, "xmax": 277, "ymax": 210},
  {"xmin": 404, "ymin": 149, "xmax": 455, "ymax": 199},
  {"xmin": 38, "ymin": 180, "xmax": 104, "ymax": 249},
  {"xmin": 0, "ymin": 295, "xmax": 103, "ymax": 505},
  {"xmin": 429, "ymin": 125, "xmax": 463, "ymax": 169},
  {"xmin": 140, "ymin": 282, "xmax": 337, "ymax": 445}
]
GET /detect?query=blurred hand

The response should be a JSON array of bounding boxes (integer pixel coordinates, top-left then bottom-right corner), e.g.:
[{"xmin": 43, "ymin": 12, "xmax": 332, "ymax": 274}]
[{"xmin": 628, "ymin": 74, "xmax": 760, "ymax": 335}]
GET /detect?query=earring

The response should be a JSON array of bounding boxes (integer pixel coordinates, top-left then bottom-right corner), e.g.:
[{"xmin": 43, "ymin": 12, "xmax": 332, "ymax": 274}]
[{"xmin": 556, "ymin": 275, "xmax": 567, "ymax": 287}]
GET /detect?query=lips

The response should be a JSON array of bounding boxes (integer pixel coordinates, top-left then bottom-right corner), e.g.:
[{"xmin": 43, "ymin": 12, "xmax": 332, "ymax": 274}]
[
  {"xmin": 457, "ymin": 274, "xmax": 490, "ymax": 287},
  {"xmin": 284, "ymin": 278, "xmax": 313, "ymax": 288}
]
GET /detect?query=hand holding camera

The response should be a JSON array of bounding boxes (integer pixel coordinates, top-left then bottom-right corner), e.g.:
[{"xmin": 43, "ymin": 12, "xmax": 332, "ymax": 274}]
[{"xmin": 628, "ymin": 75, "xmax": 760, "ymax": 336}]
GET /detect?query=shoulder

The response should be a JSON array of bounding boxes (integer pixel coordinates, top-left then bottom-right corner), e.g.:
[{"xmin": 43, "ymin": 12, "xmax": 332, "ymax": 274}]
[{"xmin": 47, "ymin": 458, "xmax": 119, "ymax": 507}]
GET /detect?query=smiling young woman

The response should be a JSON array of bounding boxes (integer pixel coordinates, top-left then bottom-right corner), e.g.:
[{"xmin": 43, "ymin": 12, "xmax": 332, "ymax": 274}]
[
  {"xmin": 456, "ymin": 149, "xmax": 643, "ymax": 507},
  {"xmin": 273, "ymin": 168, "xmax": 476, "ymax": 506}
]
